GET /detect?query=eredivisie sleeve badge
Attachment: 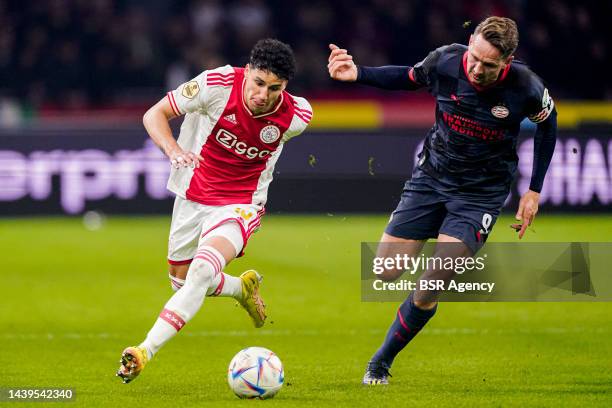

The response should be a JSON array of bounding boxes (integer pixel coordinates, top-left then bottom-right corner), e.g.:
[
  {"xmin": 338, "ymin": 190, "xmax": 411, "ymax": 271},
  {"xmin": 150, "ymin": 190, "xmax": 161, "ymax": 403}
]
[{"xmin": 182, "ymin": 81, "xmax": 200, "ymax": 99}]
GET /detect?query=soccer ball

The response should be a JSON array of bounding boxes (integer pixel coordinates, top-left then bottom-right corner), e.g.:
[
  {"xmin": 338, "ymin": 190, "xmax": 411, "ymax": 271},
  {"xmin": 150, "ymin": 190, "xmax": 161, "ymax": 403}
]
[{"xmin": 227, "ymin": 346, "xmax": 284, "ymax": 399}]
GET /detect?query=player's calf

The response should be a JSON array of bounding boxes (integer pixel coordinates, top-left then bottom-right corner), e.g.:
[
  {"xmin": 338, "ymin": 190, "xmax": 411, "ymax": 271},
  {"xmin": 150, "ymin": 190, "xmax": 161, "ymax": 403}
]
[
  {"xmin": 136, "ymin": 248, "xmax": 225, "ymax": 364},
  {"xmin": 367, "ymin": 291, "xmax": 437, "ymax": 377}
]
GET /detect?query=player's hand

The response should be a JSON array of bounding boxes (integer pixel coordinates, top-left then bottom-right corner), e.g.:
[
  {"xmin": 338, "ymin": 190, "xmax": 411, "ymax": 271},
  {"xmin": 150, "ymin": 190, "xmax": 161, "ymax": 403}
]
[
  {"xmin": 327, "ymin": 44, "xmax": 358, "ymax": 82},
  {"xmin": 513, "ymin": 190, "xmax": 540, "ymax": 239},
  {"xmin": 167, "ymin": 147, "xmax": 204, "ymax": 169}
]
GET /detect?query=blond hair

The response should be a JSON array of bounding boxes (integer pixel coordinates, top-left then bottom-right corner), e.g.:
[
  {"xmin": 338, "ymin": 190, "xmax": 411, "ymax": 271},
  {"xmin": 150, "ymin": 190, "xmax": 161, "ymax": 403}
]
[{"xmin": 474, "ymin": 17, "xmax": 519, "ymax": 58}]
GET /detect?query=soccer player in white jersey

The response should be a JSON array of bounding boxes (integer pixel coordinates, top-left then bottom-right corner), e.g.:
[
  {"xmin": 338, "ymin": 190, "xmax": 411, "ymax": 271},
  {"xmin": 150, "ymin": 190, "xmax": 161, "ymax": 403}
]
[{"xmin": 116, "ymin": 39, "xmax": 312, "ymax": 384}]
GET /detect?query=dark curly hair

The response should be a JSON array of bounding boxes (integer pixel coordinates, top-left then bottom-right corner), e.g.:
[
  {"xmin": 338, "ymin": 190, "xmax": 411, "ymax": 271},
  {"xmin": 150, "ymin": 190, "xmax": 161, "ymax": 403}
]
[{"xmin": 248, "ymin": 39, "xmax": 296, "ymax": 81}]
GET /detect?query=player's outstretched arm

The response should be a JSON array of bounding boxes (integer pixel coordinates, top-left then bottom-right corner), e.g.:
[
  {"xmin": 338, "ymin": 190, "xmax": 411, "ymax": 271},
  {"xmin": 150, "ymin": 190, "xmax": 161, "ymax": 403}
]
[
  {"xmin": 328, "ymin": 44, "xmax": 423, "ymax": 90},
  {"xmin": 327, "ymin": 44, "xmax": 358, "ymax": 82},
  {"xmin": 143, "ymin": 97, "xmax": 203, "ymax": 169}
]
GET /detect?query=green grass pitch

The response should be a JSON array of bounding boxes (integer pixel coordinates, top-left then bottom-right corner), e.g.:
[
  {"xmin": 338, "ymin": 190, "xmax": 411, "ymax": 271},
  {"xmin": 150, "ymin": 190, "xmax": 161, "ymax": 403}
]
[{"xmin": 1, "ymin": 214, "xmax": 611, "ymax": 407}]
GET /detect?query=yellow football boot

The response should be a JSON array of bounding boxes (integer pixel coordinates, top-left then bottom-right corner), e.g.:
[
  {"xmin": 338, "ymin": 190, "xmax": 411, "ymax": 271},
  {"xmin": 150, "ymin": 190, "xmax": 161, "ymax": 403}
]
[
  {"xmin": 116, "ymin": 346, "xmax": 149, "ymax": 384},
  {"xmin": 238, "ymin": 270, "xmax": 267, "ymax": 328}
]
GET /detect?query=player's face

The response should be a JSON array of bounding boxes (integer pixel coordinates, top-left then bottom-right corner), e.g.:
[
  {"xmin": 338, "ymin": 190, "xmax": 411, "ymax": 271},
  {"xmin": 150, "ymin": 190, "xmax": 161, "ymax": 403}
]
[
  {"xmin": 467, "ymin": 34, "xmax": 513, "ymax": 87},
  {"xmin": 243, "ymin": 66, "xmax": 287, "ymax": 115}
]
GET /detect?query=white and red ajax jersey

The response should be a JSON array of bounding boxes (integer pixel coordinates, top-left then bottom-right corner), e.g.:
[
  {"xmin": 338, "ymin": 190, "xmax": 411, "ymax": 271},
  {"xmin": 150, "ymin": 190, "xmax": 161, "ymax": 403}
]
[{"xmin": 165, "ymin": 65, "xmax": 312, "ymax": 206}]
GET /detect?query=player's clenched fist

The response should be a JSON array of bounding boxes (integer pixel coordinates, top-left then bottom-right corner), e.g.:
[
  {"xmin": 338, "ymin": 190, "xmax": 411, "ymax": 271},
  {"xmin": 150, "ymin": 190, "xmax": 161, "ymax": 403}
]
[
  {"xmin": 327, "ymin": 44, "xmax": 358, "ymax": 82},
  {"xmin": 167, "ymin": 148, "xmax": 204, "ymax": 169}
]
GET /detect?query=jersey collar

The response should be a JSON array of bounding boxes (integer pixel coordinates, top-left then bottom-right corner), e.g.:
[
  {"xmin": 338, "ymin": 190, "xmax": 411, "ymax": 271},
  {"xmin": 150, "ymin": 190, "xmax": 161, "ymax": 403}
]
[
  {"xmin": 462, "ymin": 51, "xmax": 511, "ymax": 92},
  {"xmin": 241, "ymin": 77, "xmax": 284, "ymax": 119}
]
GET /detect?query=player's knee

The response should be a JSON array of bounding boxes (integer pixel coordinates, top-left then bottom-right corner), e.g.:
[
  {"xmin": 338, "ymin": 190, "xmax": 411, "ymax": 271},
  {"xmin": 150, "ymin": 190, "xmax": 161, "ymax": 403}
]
[
  {"xmin": 378, "ymin": 270, "xmax": 400, "ymax": 282},
  {"xmin": 202, "ymin": 221, "xmax": 244, "ymax": 259},
  {"xmin": 377, "ymin": 268, "xmax": 404, "ymax": 282},
  {"xmin": 375, "ymin": 240, "xmax": 423, "ymax": 282},
  {"xmin": 184, "ymin": 246, "xmax": 226, "ymax": 290},
  {"xmin": 186, "ymin": 258, "xmax": 216, "ymax": 289}
]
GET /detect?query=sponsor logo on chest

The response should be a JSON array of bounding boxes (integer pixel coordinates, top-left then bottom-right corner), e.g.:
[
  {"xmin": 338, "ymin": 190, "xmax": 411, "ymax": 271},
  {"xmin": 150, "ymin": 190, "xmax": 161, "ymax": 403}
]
[{"xmin": 215, "ymin": 129, "xmax": 272, "ymax": 160}]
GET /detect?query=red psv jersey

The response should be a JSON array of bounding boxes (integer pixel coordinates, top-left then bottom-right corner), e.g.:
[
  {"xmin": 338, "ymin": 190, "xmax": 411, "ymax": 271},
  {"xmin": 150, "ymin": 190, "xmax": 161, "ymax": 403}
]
[{"xmin": 165, "ymin": 66, "xmax": 312, "ymax": 206}]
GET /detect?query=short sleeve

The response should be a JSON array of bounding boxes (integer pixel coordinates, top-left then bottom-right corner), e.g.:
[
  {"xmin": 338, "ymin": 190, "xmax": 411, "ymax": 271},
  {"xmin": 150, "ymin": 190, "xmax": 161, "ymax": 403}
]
[
  {"xmin": 166, "ymin": 71, "xmax": 211, "ymax": 116},
  {"xmin": 525, "ymin": 74, "xmax": 555, "ymax": 123},
  {"xmin": 282, "ymin": 96, "xmax": 313, "ymax": 142}
]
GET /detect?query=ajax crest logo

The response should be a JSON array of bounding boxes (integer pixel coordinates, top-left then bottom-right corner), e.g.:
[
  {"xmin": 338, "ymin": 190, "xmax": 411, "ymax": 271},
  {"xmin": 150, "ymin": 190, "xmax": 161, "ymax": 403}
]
[{"xmin": 260, "ymin": 125, "xmax": 281, "ymax": 144}]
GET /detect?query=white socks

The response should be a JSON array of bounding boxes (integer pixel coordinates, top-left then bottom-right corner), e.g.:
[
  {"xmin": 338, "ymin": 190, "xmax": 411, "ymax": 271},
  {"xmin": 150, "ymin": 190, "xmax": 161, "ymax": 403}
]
[
  {"xmin": 204, "ymin": 220, "xmax": 244, "ymax": 299},
  {"xmin": 141, "ymin": 246, "xmax": 225, "ymax": 358},
  {"xmin": 169, "ymin": 269, "xmax": 242, "ymax": 298},
  {"xmin": 169, "ymin": 273, "xmax": 185, "ymax": 291},
  {"xmin": 207, "ymin": 272, "xmax": 242, "ymax": 297}
]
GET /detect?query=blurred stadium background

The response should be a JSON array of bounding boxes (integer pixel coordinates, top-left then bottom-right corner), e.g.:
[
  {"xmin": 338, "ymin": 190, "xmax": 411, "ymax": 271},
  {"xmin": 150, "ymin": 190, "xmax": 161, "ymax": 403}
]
[
  {"xmin": 1, "ymin": 1, "xmax": 611, "ymax": 406},
  {"xmin": 0, "ymin": 0, "xmax": 610, "ymax": 215}
]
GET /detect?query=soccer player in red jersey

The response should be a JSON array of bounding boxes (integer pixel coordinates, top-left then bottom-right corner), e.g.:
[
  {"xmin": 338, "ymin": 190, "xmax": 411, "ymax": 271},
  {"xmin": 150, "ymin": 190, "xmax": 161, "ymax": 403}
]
[{"xmin": 117, "ymin": 39, "xmax": 312, "ymax": 383}]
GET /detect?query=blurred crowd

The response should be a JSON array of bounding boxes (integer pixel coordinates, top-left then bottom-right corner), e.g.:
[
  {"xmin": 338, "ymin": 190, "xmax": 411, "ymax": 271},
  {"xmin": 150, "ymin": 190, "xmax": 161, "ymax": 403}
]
[{"xmin": 0, "ymin": 0, "xmax": 608, "ymax": 109}]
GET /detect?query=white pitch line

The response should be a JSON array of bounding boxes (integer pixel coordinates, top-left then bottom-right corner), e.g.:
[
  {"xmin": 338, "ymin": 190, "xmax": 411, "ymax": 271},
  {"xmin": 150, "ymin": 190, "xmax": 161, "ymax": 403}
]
[{"xmin": 0, "ymin": 327, "xmax": 607, "ymax": 341}]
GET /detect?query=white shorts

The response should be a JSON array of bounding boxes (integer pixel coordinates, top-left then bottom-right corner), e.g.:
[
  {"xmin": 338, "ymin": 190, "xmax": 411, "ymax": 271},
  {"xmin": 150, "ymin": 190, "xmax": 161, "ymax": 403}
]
[{"xmin": 167, "ymin": 197, "xmax": 264, "ymax": 265}]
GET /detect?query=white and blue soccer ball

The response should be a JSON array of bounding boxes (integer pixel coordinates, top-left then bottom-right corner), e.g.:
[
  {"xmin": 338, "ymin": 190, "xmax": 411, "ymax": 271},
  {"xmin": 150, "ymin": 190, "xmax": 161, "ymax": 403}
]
[{"xmin": 227, "ymin": 346, "xmax": 284, "ymax": 399}]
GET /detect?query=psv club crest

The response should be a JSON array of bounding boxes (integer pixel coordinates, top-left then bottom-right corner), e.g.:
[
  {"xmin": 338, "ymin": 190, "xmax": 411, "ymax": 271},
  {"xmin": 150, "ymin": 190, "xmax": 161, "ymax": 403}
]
[
  {"xmin": 491, "ymin": 105, "xmax": 510, "ymax": 118},
  {"xmin": 259, "ymin": 125, "xmax": 281, "ymax": 144}
]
